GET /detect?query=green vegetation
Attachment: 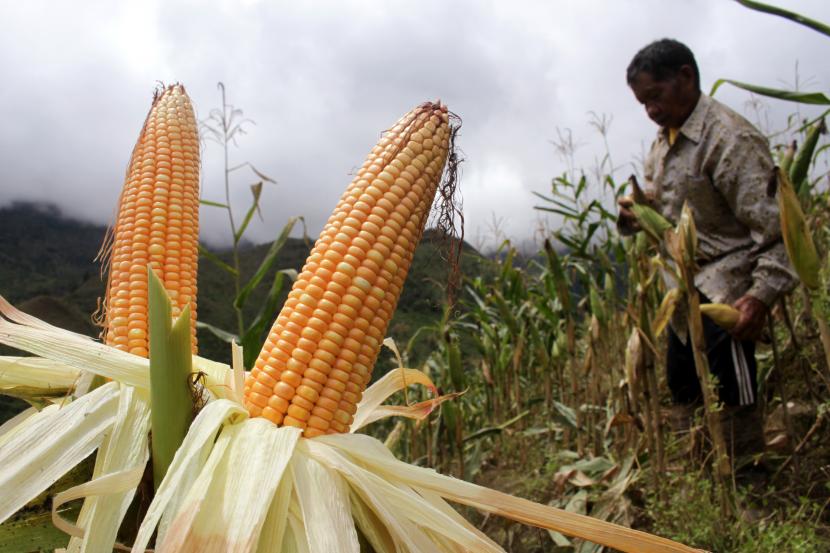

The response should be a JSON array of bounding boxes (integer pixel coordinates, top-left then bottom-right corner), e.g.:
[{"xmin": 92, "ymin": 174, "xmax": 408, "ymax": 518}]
[{"xmin": 647, "ymin": 472, "xmax": 826, "ymax": 553}]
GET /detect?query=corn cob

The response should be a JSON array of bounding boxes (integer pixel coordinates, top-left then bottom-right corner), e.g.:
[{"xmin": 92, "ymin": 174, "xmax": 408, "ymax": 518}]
[
  {"xmin": 244, "ymin": 102, "xmax": 454, "ymax": 437},
  {"xmin": 676, "ymin": 202, "xmax": 697, "ymax": 267},
  {"xmin": 699, "ymin": 303, "xmax": 740, "ymax": 330},
  {"xmin": 776, "ymin": 167, "xmax": 820, "ymax": 290},
  {"xmin": 631, "ymin": 203, "xmax": 672, "ymax": 243},
  {"xmin": 623, "ymin": 327, "xmax": 643, "ymax": 406},
  {"xmin": 652, "ymin": 288, "xmax": 680, "ymax": 337},
  {"xmin": 102, "ymin": 84, "xmax": 200, "ymax": 357}
]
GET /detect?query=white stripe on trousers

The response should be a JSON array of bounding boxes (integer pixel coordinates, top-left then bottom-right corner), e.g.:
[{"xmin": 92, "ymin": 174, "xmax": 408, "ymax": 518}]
[{"xmin": 730, "ymin": 340, "xmax": 754, "ymax": 406}]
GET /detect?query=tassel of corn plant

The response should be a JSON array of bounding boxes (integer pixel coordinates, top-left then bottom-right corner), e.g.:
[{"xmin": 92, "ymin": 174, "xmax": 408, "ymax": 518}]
[
  {"xmin": 101, "ymin": 84, "xmax": 200, "ymax": 357},
  {"xmin": 244, "ymin": 102, "xmax": 458, "ymax": 437}
]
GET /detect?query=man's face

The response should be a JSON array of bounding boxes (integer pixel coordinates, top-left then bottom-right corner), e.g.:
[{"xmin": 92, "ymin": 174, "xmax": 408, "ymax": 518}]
[{"xmin": 629, "ymin": 68, "xmax": 697, "ymax": 129}]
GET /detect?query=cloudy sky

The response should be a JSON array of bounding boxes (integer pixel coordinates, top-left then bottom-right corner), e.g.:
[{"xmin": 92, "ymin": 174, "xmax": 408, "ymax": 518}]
[{"xmin": 2, "ymin": 0, "xmax": 829, "ymax": 251}]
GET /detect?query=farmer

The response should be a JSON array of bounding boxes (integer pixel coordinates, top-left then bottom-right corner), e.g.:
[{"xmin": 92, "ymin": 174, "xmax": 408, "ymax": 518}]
[{"xmin": 617, "ymin": 38, "xmax": 796, "ymax": 457}]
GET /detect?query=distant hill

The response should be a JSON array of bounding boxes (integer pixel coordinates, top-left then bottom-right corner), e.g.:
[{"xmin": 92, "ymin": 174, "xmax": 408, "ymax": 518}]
[
  {"xmin": 0, "ymin": 202, "xmax": 487, "ymax": 420},
  {"xmin": 0, "ymin": 203, "xmax": 104, "ymax": 308}
]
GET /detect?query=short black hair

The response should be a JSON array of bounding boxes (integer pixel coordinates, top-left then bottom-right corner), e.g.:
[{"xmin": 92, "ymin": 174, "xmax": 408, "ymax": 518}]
[{"xmin": 626, "ymin": 39, "xmax": 700, "ymax": 89}]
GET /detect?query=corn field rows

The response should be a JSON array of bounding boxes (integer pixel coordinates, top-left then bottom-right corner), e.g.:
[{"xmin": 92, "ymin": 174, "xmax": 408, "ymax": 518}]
[{"xmin": 379, "ymin": 118, "xmax": 830, "ymax": 549}]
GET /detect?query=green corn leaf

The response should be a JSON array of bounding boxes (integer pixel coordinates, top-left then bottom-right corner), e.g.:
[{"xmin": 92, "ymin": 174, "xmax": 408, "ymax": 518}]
[
  {"xmin": 148, "ymin": 267, "xmax": 195, "ymax": 490},
  {"xmin": 734, "ymin": 0, "xmax": 830, "ymax": 39},
  {"xmin": 195, "ymin": 320, "xmax": 239, "ymax": 344},
  {"xmin": 199, "ymin": 198, "xmax": 230, "ymax": 209},
  {"xmin": 534, "ymin": 206, "xmax": 583, "ymax": 219},
  {"xmin": 554, "ymin": 233, "xmax": 584, "ymax": 256},
  {"xmin": 234, "ymin": 216, "xmax": 301, "ymax": 310},
  {"xmin": 530, "ymin": 191, "xmax": 557, "ymax": 203},
  {"xmin": 779, "ymin": 140, "xmax": 796, "ymax": 174},
  {"xmin": 790, "ymin": 118, "xmax": 825, "ymax": 194},
  {"xmin": 531, "ymin": 193, "xmax": 581, "ymax": 217},
  {"xmin": 710, "ymin": 79, "xmax": 830, "ymax": 105},
  {"xmin": 198, "ymin": 245, "xmax": 238, "ymax": 277},
  {"xmin": 234, "ymin": 181, "xmax": 264, "ymax": 244}
]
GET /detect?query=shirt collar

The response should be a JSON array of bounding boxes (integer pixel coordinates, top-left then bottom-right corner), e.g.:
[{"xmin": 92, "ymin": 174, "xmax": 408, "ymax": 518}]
[{"xmin": 660, "ymin": 93, "xmax": 709, "ymax": 145}]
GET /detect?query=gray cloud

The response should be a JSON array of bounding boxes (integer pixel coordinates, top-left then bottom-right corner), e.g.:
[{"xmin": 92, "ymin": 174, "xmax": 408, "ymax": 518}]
[{"xmin": 2, "ymin": 0, "xmax": 829, "ymax": 252}]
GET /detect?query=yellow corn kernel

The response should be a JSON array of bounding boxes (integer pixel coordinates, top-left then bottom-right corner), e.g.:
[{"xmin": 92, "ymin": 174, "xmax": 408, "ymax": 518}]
[
  {"xmin": 244, "ymin": 102, "xmax": 453, "ymax": 436},
  {"xmin": 103, "ymin": 84, "xmax": 200, "ymax": 357}
]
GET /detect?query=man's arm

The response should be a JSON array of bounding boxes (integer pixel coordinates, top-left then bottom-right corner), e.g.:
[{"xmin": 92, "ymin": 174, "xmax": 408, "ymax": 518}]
[{"xmin": 711, "ymin": 130, "xmax": 798, "ymax": 339}]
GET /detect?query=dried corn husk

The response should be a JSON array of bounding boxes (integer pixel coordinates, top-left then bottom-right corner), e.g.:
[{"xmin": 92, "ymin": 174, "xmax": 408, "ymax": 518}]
[{"xmin": 652, "ymin": 288, "xmax": 681, "ymax": 338}]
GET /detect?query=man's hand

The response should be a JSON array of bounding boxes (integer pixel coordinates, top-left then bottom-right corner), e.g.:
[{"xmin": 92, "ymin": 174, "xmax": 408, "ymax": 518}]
[
  {"xmin": 731, "ymin": 295, "xmax": 768, "ymax": 341},
  {"xmin": 617, "ymin": 195, "xmax": 641, "ymax": 233}
]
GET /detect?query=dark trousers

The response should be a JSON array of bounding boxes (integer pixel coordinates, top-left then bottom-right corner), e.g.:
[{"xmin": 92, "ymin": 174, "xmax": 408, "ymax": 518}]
[
  {"xmin": 667, "ymin": 311, "xmax": 766, "ymax": 456},
  {"xmin": 667, "ymin": 315, "xmax": 757, "ymax": 408}
]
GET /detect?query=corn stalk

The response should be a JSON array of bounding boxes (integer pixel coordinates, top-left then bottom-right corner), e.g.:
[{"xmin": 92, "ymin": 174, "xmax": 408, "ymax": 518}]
[{"xmin": 667, "ymin": 205, "xmax": 733, "ymax": 514}]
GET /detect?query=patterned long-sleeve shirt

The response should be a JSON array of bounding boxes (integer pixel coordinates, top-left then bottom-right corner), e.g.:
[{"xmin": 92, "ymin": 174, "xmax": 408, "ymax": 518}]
[{"xmin": 641, "ymin": 94, "xmax": 796, "ymax": 324}]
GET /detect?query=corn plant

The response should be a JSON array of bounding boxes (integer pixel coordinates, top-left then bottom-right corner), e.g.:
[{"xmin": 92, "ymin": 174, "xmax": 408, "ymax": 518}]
[
  {"xmin": 624, "ymin": 231, "xmax": 667, "ymax": 480},
  {"xmin": 197, "ymin": 82, "xmax": 304, "ymax": 369},
  {"xmin": 666, "ymin": 206, "xmax": 735, "ymax": 513}
]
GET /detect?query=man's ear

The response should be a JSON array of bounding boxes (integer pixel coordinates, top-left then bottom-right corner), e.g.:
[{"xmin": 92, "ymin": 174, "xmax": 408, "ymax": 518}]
[{"xmin": 678, "ymin": 65, "xmax": 696, "ymax": 89}]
